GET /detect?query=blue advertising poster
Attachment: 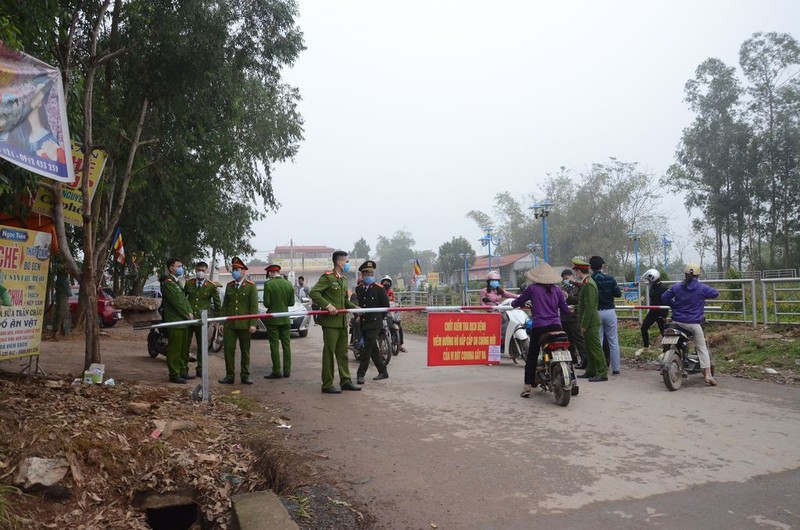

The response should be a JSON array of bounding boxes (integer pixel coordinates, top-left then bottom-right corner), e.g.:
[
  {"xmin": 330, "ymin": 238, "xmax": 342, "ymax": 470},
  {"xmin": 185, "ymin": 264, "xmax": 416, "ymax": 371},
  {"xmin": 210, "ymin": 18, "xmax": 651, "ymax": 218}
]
[{"xmin": 0, "ymin": 43, "xmax": 74, "ymax": 183}]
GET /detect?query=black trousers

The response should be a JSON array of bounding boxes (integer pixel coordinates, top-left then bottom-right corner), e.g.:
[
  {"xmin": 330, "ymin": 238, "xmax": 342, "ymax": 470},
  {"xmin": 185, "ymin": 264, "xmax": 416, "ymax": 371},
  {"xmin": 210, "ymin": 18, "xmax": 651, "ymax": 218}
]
[
  {"xmin": 641, "ymin": 309, "xmax": 668, "ymax": 347},
  {"xmin": 560, "ymin": 318, "xmax": 586, "ymax": 365},
  {"xmin": 525, "ymin": 324, "xmax": 562, "ymax": 386},
  {"xmin": 357, "ymin": 326, "xmax": 386, "ymax": 378}
]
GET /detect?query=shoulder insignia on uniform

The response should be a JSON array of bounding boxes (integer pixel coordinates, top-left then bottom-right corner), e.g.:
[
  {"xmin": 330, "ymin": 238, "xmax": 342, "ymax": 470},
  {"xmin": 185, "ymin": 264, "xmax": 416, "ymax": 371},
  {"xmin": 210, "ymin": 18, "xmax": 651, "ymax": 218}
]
[
  {"xmin": 209, "ymin": 281, "xmax": 219, "ymax": 286},
  {"xmin": 166, "ymin": 278, "xmax": 173, "ymax": 283},
  {"xmin": 245, "ymin": 280, "xmax": 255, "ymax": 285},
  {"xmin": 324, "ymin": 271, "xmax": 334, "ymax": 275},
  {"xmin": 227, "ymin": 280, "xmax": 235, "ymax": 286}
]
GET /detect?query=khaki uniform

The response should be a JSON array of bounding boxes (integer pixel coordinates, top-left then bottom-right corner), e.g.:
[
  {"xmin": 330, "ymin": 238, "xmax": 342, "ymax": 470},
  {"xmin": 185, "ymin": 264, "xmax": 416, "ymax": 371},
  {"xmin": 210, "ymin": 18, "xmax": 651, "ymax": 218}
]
[
  {"xmin": 183, "ymin": 278, "xmax": 221, "ymax": 375},
  {"xmin": 221, "ymin": 279, "xmax": 258, "ymax": 381},
  {"xmin": 309, "ymin": 271, "xmax": 358, "ymax": 389}
]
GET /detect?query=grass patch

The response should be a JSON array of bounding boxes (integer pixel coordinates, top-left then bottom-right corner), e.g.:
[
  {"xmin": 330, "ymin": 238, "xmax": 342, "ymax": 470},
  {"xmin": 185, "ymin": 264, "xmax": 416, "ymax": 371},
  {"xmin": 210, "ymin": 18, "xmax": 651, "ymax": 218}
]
[
  {"xmin": 217, "ymin": 393, "xmax": 259, "ymax": 412},
  {"xmin": 0, "ymin": 486, "xmax": 22, "ymax": 530}
]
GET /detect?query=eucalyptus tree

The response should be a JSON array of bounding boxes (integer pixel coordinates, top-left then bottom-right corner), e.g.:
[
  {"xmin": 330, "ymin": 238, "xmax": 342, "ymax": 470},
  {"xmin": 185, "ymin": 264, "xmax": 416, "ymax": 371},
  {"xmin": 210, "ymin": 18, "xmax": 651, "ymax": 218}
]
[{"xmin": 1, "ymin": 0, "xmax": 304, "ymax": 368}]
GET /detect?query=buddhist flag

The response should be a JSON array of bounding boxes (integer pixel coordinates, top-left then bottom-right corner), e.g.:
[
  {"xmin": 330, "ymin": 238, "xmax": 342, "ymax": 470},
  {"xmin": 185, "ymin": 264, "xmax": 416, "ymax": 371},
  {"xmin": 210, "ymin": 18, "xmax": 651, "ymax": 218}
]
[
  {"xmin": 112, "ymin": 228, "xmax": 125, "ymax": 265},
  {"xmin": 413, "ymin": 259, "xmax": 422, "ymax": 275}
]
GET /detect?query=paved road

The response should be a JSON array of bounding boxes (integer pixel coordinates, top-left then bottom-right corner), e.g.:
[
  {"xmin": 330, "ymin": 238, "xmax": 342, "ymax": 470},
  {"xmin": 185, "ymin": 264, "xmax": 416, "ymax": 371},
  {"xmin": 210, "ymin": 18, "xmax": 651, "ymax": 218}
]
[
  {"xmin": 253, "ymin": 325, "xmax": 800, "ymax": 529},
  {"xmin": 35, "ymin": 325, "xmax": 800, "ymax": 528}
]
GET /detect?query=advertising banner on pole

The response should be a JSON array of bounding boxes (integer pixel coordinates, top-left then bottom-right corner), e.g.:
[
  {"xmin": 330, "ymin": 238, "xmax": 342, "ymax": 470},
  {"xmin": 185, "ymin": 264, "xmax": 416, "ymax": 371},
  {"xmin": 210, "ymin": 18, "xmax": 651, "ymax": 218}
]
[
  {"xmin": 0, "ymin": 43, "xmax": 74, "ymax": 182},
  {"xmin": 31, "ymin": 142, "xmax": 107, "ymax": 226},
  {"xmin": 427, "ymin": 312, "xmax": 502, "ymax": 366},
  {"xmin": 0, "ymin": 225, "xmax": 51, "ymax": 360}
]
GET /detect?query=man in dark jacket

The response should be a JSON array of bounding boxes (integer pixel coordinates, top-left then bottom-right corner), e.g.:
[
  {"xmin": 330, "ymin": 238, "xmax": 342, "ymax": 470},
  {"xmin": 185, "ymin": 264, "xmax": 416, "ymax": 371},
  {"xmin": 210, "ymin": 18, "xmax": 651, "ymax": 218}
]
[
  {"xmin": 354, "ymin": 260, "xmax": 389, "ymax": 384},
  {"xmin": 590, "ymin": 255, "xmax": 622, "ymax": 375},
  {"xmin": 639, "ymin": 268, "xmax": 669, "ymax": 351}
]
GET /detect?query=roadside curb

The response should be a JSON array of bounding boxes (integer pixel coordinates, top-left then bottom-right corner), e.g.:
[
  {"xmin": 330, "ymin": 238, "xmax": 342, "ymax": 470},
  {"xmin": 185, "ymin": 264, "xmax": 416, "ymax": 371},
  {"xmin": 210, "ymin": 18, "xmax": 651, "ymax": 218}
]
[{"xmin": 231, "ymin": 490, "xmax": 299, "ymax": 530}]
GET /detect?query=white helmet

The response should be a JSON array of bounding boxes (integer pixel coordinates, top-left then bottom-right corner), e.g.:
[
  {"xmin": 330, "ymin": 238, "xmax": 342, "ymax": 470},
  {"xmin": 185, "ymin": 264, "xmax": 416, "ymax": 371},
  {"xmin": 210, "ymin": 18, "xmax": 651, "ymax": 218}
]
[
  {"xmin": 381, "ymin": 276, "xmax": 392, "ymax": 285},
  {"xmin": 641, "ymin": 269, "xmax": 660, "ymax": 285},
  {"xmin": 684, "ymin": 263, "xmax": 702, "ymax": 277},
  {"xmin": 486, "ymin": 270, "xmax": 501, "ymax": 281}
]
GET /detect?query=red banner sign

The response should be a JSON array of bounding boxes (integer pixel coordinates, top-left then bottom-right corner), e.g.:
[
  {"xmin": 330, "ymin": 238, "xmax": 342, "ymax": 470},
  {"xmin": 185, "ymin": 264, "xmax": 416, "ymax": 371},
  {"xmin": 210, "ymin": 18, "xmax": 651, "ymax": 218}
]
[{"xmin": 427, "ymin": 312, "xmax": 502, "ymax": 366}]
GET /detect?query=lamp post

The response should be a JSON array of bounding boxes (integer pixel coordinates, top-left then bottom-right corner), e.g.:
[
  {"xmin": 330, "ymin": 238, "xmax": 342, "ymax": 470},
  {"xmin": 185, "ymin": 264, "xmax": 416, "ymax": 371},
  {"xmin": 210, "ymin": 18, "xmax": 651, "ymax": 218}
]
[
  {"xmin": 479, "ymin": 226, "xmax": 502, "ymax": 272},
  {"xmin": 529, "ymin": 199, "xmax": 554, "ymax": 263},
  {"xmin": 627, "ymin": 229, "xmax": 641, "ymax": 282},
  {"xmin": 526, "ymin": 242, "xmax": 542, "ymax": 268},
  {"xmin": 662, "ymin": 234, "xmax": 672, "ymax": 273},
  {"xmin": 458, "ymin": 252, "xmax": 470, "ymax": 305}
]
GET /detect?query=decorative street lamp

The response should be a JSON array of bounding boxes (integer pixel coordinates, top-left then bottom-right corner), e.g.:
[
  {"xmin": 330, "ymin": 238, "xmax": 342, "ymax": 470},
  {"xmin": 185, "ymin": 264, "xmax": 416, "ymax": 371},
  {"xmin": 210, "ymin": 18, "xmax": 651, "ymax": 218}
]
[
  {"xmin": 458, "ymin": 252, "xmax": 470, "ymax": 305},
  {"xmin": 662, "ymin": 234, "xmax": 672, "ymax": 273},
  {"xmin": 479, "ymin": 226, "xmax": 503, "ymax": 272},
  {"xmin": 526, "ymin": 242, "xmax": 542, "ymax": 268},
  {"xmin": 627, "ymin": 229, "xmax": 641, "ymax": 283},
  {"xmin": 529, "ymin": 199, "xmax": 554, "ymax": 263}
]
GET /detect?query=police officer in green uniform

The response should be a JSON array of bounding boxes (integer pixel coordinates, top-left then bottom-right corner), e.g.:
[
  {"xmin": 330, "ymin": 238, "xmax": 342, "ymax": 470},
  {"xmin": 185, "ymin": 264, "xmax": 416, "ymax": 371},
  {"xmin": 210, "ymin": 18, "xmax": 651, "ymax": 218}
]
[
  {"xmin": 161, "ymin": 257, "xmax": 194, "ymax": 384},
  {"xmin": 263, "ymin": 263, "xmax": 295, "ymax": 379},
  {"xmin": 219, "ymin": 257, "xmax": 258, "ymax": 385},
  {"xmin": 183, "ymin": 261, "xmax": 221, "ymax": 377},
  {"xmin": 310, "ymin": 250, "xmax": 361, "ymax": 394},
  {"xmin": 354, "ymin": 260, "xmax": 389, "ymax": 385}
]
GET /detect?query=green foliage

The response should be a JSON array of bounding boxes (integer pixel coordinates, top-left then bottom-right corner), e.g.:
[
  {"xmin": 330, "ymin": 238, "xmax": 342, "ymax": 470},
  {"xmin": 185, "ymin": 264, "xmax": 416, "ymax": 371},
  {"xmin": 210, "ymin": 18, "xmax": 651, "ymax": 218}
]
[
  {"xmin": 351, "ymin": 238, "xmax": 371, "ymax": 260},
  {"xmin": 375, "ymin": 230, "xmax": 416, "ymax": 279},
  {"xmin": 437, "ymin": 236, "xmax": 475, "ymax": 281}
]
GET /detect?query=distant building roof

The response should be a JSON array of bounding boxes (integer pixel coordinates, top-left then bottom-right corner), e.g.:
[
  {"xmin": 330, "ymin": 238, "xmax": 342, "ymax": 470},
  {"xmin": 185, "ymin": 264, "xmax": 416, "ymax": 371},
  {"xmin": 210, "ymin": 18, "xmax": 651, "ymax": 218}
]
[
  {"xmin": 272, "ymin": 245, "xmax": 336, "ymax": 253},
  {"xmin": 471, "ymin": 252, "xmax": 531, "ymax": 271}
]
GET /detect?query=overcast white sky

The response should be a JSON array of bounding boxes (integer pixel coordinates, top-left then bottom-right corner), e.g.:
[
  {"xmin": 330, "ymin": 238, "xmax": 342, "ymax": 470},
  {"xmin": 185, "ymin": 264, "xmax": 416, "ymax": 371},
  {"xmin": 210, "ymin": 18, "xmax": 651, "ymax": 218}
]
[{"xmin": 251, "ymin": 0, "xmax": 800, "ymax": 261}]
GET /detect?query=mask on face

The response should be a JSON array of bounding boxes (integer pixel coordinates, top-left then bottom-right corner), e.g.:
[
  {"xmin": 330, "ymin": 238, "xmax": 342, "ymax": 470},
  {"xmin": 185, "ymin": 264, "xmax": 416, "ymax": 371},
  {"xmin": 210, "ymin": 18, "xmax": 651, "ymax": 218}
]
[
  {"xmin": 363, "ymin": 276, "xmax": 375, "ymax": 285},
  {"xmin": 562, "ymin": 279, "xmax": 571, "ymax": 286},
  {"xmin": 175, "ymin": 266, "xmax": 184, "ymax": 277},
  {"xmin": 489, "ymin": 280, "xmax": 500, "ymax": 289},
  {"xmin": 382, "ymin": 283, "xmax": 390, "ymax": 290},
  {"xmin": 232, "ymin": 269, "xmax": 242, "ymax": 281},
  {"xmin": 196, "ymin": 271, "xmax": 206, "ymax": 280},
  {"xmin": 343, "ymin": 262, "xmax": 351, "ymax": 273}
]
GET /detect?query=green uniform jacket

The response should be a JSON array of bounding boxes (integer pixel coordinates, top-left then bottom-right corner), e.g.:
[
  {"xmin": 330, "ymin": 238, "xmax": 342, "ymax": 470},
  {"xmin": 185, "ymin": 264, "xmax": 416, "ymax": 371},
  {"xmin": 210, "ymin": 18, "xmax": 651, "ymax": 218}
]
[
  {"xmin": 161, "ymin": 276, "xmax": 192, "ymax": 327},
  {"xmin": 355, "ymin": 283, "xmax": 389, "ymax": 330},
  {"xmin": 222, "ymin": 280, "xmax": 259, "ymax": 329},
  {"xmin": 310, "ymin": 271, "xmax": 358, "ymax": 328},
  {"xmin": 184, "ymin": 278, "xmax": 221, "ymax": 317},
  {"xmin": 576, "ymin": 277, "xmax": 601, "ymax": 330},
  {"xmin": 263, "ymin": 277, "xmax": 295, "ymax": 327}
]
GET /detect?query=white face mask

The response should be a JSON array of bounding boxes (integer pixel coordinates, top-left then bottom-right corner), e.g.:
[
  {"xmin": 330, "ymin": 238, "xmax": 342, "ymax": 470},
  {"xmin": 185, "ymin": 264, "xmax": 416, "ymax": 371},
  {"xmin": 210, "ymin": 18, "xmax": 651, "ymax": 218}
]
[{"xmin": 196, "ymin": 271, "xmax": 206, "ymax": 280}]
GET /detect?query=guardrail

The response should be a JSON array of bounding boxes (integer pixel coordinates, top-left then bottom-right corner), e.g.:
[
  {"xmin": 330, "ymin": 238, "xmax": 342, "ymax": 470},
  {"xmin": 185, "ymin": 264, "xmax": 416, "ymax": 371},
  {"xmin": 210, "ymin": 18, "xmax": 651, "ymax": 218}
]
[
  {"xmin": 661, "ymin": 279, "xmax": 757, "ymax": 326},
  {"xmin": 760, "ymin": 278, "xmax": 800, "ymax": 325}
]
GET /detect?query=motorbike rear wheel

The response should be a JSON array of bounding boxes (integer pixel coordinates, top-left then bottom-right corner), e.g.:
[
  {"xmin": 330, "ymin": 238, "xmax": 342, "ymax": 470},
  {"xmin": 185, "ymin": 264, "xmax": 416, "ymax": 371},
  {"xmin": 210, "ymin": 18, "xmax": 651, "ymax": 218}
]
[
  {"xmin": 390, "ymin": 329, "xmax": 400, "ymax": 356},
  {"xmin": 147, "ymin": 330, "xmax": 160, "ymax": 358},
  {"xmin": 551, "ymin": 363, "xmax": 571, "ymax": 407},
  {"xmin": 662, "ymin": 349, "xmax": 684, "ymax": 391}
]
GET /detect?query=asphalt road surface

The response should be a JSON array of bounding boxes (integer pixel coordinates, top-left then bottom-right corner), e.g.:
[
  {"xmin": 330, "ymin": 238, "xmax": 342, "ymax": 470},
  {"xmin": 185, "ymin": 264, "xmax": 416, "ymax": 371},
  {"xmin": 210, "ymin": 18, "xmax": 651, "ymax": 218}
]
[{"xmin": 254, "ymin": 325, "xmax": 800, "ymax": 530}]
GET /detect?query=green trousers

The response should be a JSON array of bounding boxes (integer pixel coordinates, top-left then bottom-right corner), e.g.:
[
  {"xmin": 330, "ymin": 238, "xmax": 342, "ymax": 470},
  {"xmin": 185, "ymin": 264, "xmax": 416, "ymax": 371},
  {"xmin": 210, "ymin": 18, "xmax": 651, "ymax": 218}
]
[
  {"xmin": 185, "ymin": 325, "xmax": 204, "ymax": 374},
  {"xmin": 583, "ymin": 322, "xmax": 608, "ymax": 377},
  {"xmin": 166, "ymin": 327, "xmax": 190, "ymax": 379},
  {"xmin": 321, "ymin": 326, "xmax": 351, "ymax": 389},
  {"xmin": 267, "ymin": 324, "xmax": 291, "ymax": 376},
  {"xmin": 223, "ymin": 327, "xmax": 251, "ymax": 379}
]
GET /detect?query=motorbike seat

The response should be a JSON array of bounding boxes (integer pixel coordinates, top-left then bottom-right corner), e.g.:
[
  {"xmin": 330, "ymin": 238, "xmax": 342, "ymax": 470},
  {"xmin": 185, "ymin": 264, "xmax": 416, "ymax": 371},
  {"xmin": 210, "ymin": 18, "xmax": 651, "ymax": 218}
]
[
  {"xmin": 539, "ymin": 331, "xmax": 570, "ymax": 350},
  {"xmin": 668, "ymin": 323, "xmax": 694, "ymax": 338}
]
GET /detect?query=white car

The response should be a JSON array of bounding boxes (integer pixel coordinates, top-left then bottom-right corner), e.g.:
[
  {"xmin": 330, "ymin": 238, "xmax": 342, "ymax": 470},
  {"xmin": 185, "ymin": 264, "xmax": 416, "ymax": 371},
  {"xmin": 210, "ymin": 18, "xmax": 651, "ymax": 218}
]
[{"xmin": 254, "ymin": 285, "xmax": 310, "ymax": 338}]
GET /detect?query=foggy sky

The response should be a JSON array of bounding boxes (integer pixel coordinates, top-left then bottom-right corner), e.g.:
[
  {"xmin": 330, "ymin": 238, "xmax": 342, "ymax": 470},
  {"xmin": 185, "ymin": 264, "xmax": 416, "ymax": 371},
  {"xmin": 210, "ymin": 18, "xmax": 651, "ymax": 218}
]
[{"xmin": 251, "ymin": 0, "xmax": 800, "ymax": 263}]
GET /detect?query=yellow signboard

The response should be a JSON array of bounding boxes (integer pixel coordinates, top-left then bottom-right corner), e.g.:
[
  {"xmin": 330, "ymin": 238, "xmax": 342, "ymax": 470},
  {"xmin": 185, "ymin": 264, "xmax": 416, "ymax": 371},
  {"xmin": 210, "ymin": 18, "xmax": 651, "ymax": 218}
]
[
  {"xmin": 31, "ymin": 142, "xmax": 107, "ymax": 227},
  {"xmin": 427, "ymin": 272, "xmax": 440, "ymax": 288},
  {"xmin": 0, "ymin": 225, "xmax": 51, "ymax": 360}
]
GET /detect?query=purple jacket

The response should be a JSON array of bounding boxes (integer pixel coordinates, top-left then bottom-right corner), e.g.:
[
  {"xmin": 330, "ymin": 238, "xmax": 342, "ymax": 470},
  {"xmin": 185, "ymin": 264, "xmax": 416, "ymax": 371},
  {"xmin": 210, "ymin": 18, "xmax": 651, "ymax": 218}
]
[
  {"xmin": 662, "ymin": 279, "xmax": 718, "ymax": 324},
  {"xmin": 511, "ymin": 283, "xmax": 571, "ymax": 328}
]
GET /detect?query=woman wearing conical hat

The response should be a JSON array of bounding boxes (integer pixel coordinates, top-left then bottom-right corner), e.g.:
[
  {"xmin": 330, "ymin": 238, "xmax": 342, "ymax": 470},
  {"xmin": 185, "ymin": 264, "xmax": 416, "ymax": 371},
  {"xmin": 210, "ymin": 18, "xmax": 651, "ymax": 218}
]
[{"xmin": 511, "ymin": 262, "xmax": 572, "ymax": 398}]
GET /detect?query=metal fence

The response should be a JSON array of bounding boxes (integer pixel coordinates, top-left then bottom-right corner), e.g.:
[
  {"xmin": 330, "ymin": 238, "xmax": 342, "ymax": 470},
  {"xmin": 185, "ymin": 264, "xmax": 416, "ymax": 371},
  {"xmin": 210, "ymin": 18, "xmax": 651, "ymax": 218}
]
[
  {"xmin": 395, "ymin": 277, "xmax": 800, "ymax": 327},
  {"xmin": 760, "ymin": 278, "xmax": 800, "ymax": 325}
]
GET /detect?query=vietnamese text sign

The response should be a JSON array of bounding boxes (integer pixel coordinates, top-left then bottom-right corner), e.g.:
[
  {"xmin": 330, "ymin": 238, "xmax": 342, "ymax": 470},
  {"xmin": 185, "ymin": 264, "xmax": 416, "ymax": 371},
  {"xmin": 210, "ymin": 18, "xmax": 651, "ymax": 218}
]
[
  {"xmin": 31, "ymin": 142, "xmax": 107, "ymax": 226},
  {"xmin": 0, "ymin": 225, "xmax": 51, "ymax": 359},
  {"xmin": 0, "ymin": 43, "xmax": 74, "ymax": 182},
  {"xmin": 427, "ymin": 312, "xmax": 501, "ymax": 366}
]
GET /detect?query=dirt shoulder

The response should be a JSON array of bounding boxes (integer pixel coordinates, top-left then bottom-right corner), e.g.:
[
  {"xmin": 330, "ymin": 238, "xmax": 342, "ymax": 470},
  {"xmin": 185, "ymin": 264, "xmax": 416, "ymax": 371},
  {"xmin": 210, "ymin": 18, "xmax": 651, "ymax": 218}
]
[{"xmin": 0, "ymin": 328, "xmax": 372, "ymax": 530}]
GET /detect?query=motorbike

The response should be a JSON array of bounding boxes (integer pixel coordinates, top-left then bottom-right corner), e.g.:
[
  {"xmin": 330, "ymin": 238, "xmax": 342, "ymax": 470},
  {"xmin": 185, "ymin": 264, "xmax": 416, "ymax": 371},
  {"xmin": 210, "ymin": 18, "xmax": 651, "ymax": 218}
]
[
  {"xmin": 659, "ymin": 322, "xmax": 714, "ymax": 391},
  {"xmin": 498, "ymin": 299, "xmax": 530, "ymax": 364},
  {"xmin": 147, "ymin": 312, "xmax": 223, "ymax": 358},
  {"xmin": 530, "ymin": 330, "xmax": 579, "ymax": 406},
  {"xmin": 387, "ymin": 303, "xmax": 403, "ymax": 355},
  {"xmin": 349, "ymin": 314, "xmax": 392, "ymax": 366}
]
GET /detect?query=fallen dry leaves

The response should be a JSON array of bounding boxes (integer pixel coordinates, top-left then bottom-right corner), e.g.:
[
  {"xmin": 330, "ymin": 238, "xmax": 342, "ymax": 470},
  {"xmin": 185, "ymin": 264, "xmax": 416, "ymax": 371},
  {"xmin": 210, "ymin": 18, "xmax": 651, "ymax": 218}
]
[{"xmin": 0, "ymin": 376, "xmax": 282, "ymax": 529}]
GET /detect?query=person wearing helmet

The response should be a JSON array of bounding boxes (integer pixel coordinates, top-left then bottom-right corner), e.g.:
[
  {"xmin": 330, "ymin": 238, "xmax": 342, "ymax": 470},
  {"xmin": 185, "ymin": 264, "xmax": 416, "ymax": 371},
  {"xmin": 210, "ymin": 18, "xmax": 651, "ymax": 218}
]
[
  {"xmin": 481, "ymin": 271, "xmax": 517, "ymax": 351},
  {"xmin": 662, "ymin": 263, "xmax": 719, "ymax": 386},
  {"xmin": 380, "ymin": 276, "xmax": 406, "ymax": 352},
  {"xmin": 639, "ymin": 269, "xmax": 669, "ymax": 352}
]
